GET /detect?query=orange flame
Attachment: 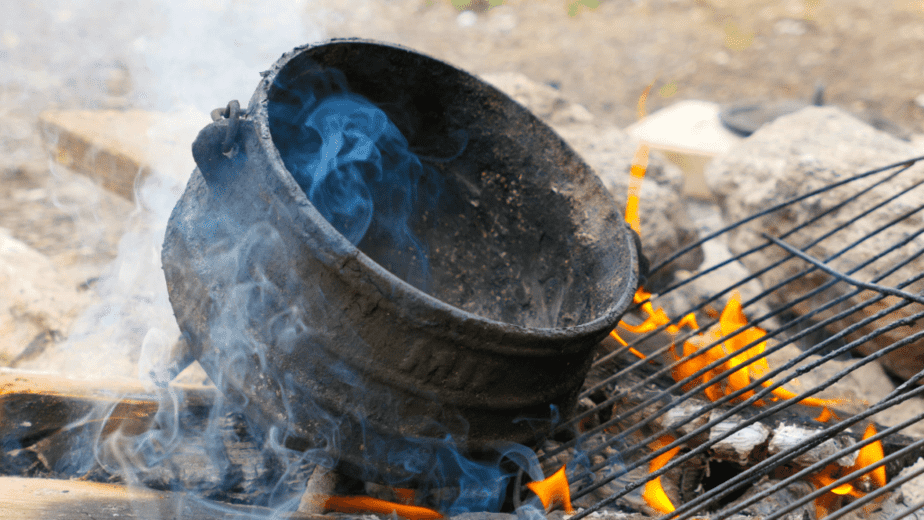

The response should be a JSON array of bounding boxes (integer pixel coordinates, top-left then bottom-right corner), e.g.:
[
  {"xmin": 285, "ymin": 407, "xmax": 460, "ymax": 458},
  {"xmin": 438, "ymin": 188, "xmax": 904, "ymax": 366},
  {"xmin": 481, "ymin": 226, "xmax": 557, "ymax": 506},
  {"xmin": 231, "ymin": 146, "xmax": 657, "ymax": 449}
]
[
  {"xmin": 526, "ymin": 465, "xmax": 575, "ymax": 513},
  {"xmin": 394, "ymin": 488, "xmax": 416, "ymax": 505},
  {"xmin": 626, "ymin": 145, "xmax": 649, "ymax": 236},
  {"xmin": 806, "ymin": 423, "xmax": 887, "ymax": 518},
  {"xmin": 616, "ymin": 289, "xmax": 843, "ymax": 413},
  {"xmin": 324, "ymin": 496, "xmax": 443, "ymax": 520},
  {"xmin": 855, "ymin": 424, "xmax": 887, "ymax": 488},
  {"xmin": 625, "ymin": 82, "xmax": 654, "ymax": 235},
  {"xmin": 642, "ymin": 435, "xmax": 681, "ymax": 513}
]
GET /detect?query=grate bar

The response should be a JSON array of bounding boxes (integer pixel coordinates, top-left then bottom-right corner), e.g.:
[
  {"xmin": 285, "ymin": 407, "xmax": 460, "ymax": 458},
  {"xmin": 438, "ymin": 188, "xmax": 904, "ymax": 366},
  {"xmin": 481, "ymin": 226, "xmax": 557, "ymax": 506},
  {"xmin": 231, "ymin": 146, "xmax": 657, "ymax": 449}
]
[
  {"xmin": 646, "ymin": 156, "xmax": 924, "ymax": 278},
  {"xmin": 715, "ymin": 409, "xmax": 924, "ymax": 519},
  {"xmin": 551, "ymin": 175, "xmax": 924, "ymax": 462},
  {"xmin": 552, "ymin": 242, "xmax": 924, "ymax": 468},
  {"xmin": 570, "ymin": 268, "xmax": 924, "ymax": 484},
  {"xmin": 576, "ymin": 171, "xmax": 924, "ymax": 414},
  {"xmin": 583, "ymin": 157, "xmax": 924, "ymax": 393},
  {"xmin": 553, "ymin": 157, "xmax": 924, "ymax": 520},
  {"xmin": 763, "ymin": 233, "xmax": 924, "ymax": 305},
  {"xmin": 569, "ymin": 325, "xmax": 924, "ymax": 508},
  {"xmin": 568, "ymin": 269, "xmax": 924, "ymax": 511},
  {"xmin": 643, "ymin": 381, "xmax": 924, "ymax": 520}
]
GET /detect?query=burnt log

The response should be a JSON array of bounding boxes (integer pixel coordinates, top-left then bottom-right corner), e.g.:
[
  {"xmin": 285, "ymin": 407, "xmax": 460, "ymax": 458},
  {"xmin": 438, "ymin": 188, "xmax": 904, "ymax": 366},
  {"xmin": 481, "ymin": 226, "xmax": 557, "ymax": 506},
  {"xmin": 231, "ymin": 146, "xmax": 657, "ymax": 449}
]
[{"xmin": 0, "ymin": 369, "xmax": 316, "ymax": 507}]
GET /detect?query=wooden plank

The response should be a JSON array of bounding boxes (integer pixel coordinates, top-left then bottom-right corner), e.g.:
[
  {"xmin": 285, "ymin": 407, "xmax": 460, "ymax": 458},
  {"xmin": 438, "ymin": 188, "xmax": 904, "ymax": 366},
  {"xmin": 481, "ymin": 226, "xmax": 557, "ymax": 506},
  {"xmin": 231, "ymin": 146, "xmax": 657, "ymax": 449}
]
[
  {"xmin": 0, "ymin": 368, "xmax": 215, "ymax": 445},
  {"xmin": 0, "ymin": 476, "xmax": 326, "ymax": 520},
  {"xmin": 37, "ymin": 109, "xmax": 208, "ymax": 201}
]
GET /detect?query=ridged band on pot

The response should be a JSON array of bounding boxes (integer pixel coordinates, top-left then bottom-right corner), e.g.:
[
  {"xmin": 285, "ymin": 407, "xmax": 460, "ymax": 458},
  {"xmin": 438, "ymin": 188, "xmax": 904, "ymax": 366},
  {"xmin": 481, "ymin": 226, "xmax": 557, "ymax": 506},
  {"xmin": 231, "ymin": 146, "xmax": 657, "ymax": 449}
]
[{"xmin": 162, "ymin": 39, "xmax": 641, "ymax": 484}]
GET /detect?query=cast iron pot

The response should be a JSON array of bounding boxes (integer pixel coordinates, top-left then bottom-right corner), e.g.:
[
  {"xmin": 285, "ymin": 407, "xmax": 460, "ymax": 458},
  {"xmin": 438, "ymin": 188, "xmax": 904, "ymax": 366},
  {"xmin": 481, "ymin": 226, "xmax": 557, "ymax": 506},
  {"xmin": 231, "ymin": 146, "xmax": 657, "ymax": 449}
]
[{"xmin": 162, "ymin": 39, "xmax": 642, "ymax": 484}]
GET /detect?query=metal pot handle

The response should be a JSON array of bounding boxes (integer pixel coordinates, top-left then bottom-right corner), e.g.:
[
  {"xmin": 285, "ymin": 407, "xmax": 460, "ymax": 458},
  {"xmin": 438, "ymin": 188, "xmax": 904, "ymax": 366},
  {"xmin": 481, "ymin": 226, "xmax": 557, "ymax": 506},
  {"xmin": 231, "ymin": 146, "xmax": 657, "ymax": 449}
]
[{"xmin": 192, "ymin": 99, "xmax": 243, "ymax": 183}]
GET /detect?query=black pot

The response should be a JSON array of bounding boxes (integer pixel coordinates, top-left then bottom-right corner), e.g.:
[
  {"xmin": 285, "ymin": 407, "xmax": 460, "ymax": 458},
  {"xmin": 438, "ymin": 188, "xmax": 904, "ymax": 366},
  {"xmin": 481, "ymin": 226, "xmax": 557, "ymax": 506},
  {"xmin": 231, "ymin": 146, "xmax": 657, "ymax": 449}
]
[{"xmin": 162, "ymin": 39, "xmax": 641, "ymax": 484}]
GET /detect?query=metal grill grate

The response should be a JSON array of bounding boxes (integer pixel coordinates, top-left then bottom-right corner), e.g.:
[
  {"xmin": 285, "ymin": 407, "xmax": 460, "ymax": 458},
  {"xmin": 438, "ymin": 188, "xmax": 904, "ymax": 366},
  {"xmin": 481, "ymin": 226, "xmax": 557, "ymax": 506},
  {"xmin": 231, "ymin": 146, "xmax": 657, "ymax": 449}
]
[{"xmin": 533, "ymin": 155, "xmax": 924, "ymax": 519}]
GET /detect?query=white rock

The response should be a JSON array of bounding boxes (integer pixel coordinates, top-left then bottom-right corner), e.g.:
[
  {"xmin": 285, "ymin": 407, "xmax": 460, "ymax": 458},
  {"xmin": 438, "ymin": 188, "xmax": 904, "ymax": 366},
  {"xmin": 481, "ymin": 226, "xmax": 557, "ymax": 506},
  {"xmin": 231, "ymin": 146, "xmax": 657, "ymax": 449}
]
[
  {"xmin": 626, "ymin": 100, "xmax": 742, "ymax": 157},
  {"xmin": 456, "ymin": 10, "xmax": 477, "ymax": 28},
  {"xmin": 710, "ymin": 419, "xmax": 771, "ymax": 465},
  {"xmin": 0, "ymin": 228, "xmax": 87, "ymax": 365}
]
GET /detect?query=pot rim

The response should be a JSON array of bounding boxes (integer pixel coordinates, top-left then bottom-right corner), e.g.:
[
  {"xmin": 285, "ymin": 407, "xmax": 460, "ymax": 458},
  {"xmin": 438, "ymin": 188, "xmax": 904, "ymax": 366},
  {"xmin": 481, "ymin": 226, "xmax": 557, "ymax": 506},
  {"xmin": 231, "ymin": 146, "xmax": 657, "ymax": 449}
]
[{"xmin": 248, "ymin": 38, "xmax": 640, "ymax": 344}]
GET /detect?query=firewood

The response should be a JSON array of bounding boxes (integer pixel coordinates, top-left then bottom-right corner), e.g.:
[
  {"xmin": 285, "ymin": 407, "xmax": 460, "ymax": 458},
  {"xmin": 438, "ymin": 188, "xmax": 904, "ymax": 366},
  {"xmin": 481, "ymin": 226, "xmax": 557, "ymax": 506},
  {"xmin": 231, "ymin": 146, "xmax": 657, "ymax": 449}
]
[
  {"xmin": 0, "ymin": 476, "xmax": 326, "ymax": 520},
  {"xmin": 0, "ymin": 368, "xmax": 215, "ymax": 446},
  {"xmin": 37, "ymin": 109, "xmax": 208, "ymax": 201}
]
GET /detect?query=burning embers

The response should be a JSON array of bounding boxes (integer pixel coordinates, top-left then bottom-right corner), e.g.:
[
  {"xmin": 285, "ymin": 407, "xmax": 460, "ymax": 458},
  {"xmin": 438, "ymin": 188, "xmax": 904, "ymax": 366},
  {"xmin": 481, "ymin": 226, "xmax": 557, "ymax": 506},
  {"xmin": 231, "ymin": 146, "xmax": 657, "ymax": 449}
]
[{"xmin": 612, "ymin": 288, "xmax": 889, "ymax": 516}]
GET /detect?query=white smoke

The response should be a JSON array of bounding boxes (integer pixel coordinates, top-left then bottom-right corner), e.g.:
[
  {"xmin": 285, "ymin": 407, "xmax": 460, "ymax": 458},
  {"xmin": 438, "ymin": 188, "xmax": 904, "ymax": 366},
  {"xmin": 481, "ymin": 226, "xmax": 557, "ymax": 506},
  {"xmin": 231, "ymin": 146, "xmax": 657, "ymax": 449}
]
[{"xmin": 2, "ymin": 0, "xmax": 323, "ymax": 379}]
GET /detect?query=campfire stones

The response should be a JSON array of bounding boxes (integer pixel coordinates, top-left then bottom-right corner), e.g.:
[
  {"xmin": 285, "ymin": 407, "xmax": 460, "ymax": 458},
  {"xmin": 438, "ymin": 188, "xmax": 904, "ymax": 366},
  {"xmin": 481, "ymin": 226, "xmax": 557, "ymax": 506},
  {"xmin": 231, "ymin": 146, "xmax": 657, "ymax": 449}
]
[
  {"xmin": 706, "ymin": 106, "xmax": 924, "ymax": 383},
  {"xmin": 0, "ymin": 228, "xmax": 88, "ymax": 367}
]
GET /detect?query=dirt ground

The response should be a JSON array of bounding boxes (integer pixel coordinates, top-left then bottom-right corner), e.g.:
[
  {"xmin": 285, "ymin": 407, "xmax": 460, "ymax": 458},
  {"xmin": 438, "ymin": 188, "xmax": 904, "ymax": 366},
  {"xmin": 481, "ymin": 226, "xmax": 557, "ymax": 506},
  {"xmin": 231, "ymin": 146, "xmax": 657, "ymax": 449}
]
[{"xmin": 317, "ymin": 0, "xmax": 924, "ymax": 135}]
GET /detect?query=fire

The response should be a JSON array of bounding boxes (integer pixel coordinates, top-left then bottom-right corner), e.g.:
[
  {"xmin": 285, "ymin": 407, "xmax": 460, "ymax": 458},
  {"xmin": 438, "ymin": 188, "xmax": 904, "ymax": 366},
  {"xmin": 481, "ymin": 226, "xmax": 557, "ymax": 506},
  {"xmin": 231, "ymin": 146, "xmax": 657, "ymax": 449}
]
[
  {"xmin": 642, "ymin": 435, "xmax": 682, "ymax": 514},
  {"xmin": 855, "ymin": 424, "xmax": 887, "ymax": 489},
  {"xmin": 526, "ymin": 465, "xmax": 575, "ymax": 513},
  {"xmin": 324, "ymin": 495, "xmax": 443, "ymax": 520},
  {"xmin": 806, "ymin": 423, "xmax": 887, "ymax": 518},
  {"xmin": 618, "ymin": 83, "xmax": 863, "ymax": 519},
  {"xmin": 625, "ymin": 81, "xmax": 654, "ymax": 235},
  {"xmin": 626, "ymin": 143, "xmax": 648, "ymax": 236},
  {"xmin": 616, "ymin": 289, "xmax": 843, "ymax": 414},
  {"xmin": 618, "ymin": 82, "xmax": 841, "ymax": 414}
]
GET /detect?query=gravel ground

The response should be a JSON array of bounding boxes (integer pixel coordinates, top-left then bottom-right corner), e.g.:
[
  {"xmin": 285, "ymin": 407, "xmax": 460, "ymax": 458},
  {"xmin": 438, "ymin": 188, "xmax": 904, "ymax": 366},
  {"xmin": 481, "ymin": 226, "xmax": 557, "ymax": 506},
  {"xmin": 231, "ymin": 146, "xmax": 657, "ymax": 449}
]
[{"xmin": 316, "ymin": 0, "xmax": 924, "ymax": 135}]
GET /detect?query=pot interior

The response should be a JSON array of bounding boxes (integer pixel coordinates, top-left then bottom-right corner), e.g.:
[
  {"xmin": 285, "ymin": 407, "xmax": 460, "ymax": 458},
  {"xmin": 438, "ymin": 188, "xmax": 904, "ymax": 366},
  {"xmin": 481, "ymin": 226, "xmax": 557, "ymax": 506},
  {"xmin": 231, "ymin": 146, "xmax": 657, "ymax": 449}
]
[{"xmin": 267, "ymin": 41, "xmax": 636, "ymax": 329}]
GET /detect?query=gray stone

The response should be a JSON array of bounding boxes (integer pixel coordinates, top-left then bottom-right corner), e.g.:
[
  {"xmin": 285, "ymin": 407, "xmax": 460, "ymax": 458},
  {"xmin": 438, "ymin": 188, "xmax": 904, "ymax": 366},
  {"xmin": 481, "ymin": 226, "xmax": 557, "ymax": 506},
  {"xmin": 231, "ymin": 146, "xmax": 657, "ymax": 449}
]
[
  {"xmin": 0, "ymin": 227, "xmax": 88, "ymax": 366},
  {"xmin": 764, "ymin": 342, "xmax": 924, "ymax": 438},
  {"xmin": 706, "ymin": 106, "xmax": 924, "ymax": 382},
  {"xmin": 482, "ymin": 72, "xmax": 704, "ymax": 286}
]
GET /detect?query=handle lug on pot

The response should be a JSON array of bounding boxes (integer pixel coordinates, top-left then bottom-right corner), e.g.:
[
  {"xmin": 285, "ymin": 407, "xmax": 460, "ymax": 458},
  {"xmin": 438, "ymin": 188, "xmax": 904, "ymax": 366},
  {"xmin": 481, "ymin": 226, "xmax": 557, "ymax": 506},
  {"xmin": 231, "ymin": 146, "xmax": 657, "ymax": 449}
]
[{"xmin": 193, "ymin": 100, "xmax": 243, "ymax": 184}]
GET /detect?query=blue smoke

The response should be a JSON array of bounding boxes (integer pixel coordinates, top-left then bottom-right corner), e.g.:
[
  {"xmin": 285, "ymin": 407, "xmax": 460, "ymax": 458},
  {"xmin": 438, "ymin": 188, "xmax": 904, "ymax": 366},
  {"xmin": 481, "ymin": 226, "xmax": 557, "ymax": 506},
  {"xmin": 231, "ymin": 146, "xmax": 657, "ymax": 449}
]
[
  {"xmin": 271, "ymin": 70, "xmax": 443, "ymax": 289},
  {"xmin": 365, "ymin": 434, "xmax": 546, "ymax": 515}
]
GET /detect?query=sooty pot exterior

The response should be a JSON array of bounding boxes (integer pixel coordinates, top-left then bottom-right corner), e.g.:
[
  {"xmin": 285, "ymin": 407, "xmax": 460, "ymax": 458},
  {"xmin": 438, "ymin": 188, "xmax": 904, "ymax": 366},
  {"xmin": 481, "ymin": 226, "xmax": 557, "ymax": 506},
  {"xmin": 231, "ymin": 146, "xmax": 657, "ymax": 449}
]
[{"xmin": 162, "ymin": 39, "xmax": 641, "ymax": 484}]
